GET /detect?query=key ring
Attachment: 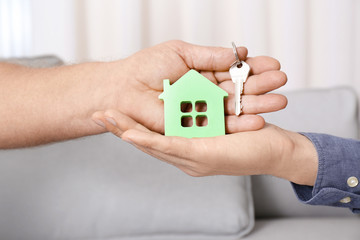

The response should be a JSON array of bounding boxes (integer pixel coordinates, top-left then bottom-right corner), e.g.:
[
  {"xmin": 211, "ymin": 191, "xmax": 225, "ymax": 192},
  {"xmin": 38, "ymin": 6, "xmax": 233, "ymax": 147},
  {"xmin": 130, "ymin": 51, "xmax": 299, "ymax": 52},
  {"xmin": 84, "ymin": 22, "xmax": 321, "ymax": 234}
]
[{"xmin": 231, "ymin": 42, "xmax": 243, "ymax": 68}]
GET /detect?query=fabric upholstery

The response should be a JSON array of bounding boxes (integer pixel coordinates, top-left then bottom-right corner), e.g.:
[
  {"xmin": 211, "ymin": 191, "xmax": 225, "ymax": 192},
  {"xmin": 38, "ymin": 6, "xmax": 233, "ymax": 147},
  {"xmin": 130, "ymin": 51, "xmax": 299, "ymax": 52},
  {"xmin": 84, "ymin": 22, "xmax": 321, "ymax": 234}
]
[
  {"xmin": 1, "ymin": 56, "xmax": 359, "ymax": 239},
  {"xmin": 0, "ymin": 55, "xmax": 254, "ymax": 240},
  {"xmin": 0, "ymin": 134, "xmax": 254, "ymax": 240},
  {"xmin": 253, "ymin": 87, "xmax": 359, "ymax": 218},
  {"xmin": 243, "ymin": 218, "xmax": 360, "ymax": 240},
  {"xmin": 0, "ymin": 55, "xmax": 63, "ymax": 68}
]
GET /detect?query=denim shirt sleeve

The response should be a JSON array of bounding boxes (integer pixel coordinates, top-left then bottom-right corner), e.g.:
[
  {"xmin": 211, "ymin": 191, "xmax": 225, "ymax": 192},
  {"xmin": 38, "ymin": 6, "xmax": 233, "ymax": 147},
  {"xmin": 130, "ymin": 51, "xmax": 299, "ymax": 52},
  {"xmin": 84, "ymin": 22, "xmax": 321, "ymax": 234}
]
[{"xmin": 291, "ymin": 133, "xmax": 360, "ymax": 213}]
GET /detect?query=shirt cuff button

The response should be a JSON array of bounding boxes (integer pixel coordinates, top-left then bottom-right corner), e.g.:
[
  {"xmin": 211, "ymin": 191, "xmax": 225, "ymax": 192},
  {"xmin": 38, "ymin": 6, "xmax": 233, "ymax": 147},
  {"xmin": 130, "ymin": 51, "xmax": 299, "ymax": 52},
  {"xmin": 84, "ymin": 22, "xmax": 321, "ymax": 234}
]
[{"xmin": 347, "ymin": 176, "xmax": 359, "ymax": 188}]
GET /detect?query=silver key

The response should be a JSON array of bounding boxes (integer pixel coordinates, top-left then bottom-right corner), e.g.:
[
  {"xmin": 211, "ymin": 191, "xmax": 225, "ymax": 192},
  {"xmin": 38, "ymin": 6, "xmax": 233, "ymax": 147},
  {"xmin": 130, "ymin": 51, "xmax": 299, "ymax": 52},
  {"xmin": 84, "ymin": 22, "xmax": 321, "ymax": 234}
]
[
  {"xmin": 229, "ymin": 42, "xmax": 250, "ymax": 116},
  {"xmin": 230, "ymin": 61, "xmax": 250, "ymax": 116}
]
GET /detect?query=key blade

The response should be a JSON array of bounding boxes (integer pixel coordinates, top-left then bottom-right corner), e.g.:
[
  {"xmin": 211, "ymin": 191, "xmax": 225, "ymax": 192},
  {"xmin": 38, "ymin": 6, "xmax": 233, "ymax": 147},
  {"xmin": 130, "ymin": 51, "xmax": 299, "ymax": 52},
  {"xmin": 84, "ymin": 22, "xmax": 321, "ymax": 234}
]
[{"xmin": 235, "ymin": 80, "xmax": 241, "ymax": 115}]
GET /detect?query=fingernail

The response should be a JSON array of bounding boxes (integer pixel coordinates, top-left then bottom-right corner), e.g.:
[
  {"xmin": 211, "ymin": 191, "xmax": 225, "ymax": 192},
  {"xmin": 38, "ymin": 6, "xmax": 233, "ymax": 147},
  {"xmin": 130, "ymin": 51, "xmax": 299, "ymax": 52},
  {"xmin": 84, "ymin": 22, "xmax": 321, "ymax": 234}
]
[
  {"xmin": 93, "ymin": 119, "xmax": 105, "ymax": 128},
  {"xmin": 105, "ymin": 117, "xmax": 117, "ymax": 126}
]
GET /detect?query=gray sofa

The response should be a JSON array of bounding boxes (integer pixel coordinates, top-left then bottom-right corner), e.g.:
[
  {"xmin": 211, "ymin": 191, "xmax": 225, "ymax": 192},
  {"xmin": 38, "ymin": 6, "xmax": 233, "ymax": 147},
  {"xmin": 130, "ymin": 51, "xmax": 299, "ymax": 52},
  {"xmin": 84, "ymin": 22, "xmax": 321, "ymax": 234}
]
[
  {"xmin": 248, "ymin": 87, "xmax": 360, "ymax": 239},
  {"xmin": 0, "ymin": 57, "xmax": 359, "ymax": 240}
]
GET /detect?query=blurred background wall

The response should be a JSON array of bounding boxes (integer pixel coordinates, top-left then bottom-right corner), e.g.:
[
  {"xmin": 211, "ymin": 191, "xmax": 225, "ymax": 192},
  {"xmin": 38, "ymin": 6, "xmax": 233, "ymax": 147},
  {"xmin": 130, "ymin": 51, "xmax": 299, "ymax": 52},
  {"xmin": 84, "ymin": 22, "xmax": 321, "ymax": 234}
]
[{"xmin": 0, "ymin": 0, "xmax": 359, "ymax": 93}]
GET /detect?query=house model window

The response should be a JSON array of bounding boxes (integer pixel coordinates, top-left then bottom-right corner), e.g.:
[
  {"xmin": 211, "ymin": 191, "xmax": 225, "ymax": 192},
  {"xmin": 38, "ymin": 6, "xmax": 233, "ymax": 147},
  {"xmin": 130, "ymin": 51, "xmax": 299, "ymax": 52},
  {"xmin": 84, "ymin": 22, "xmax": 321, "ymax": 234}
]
[
  {"xmin": 159, "ymin": 70, "xmax": 228, "ymax": 138},
  {"xmin": 180, "ymin": 101, "xmax": 208, "ymax": 127}
]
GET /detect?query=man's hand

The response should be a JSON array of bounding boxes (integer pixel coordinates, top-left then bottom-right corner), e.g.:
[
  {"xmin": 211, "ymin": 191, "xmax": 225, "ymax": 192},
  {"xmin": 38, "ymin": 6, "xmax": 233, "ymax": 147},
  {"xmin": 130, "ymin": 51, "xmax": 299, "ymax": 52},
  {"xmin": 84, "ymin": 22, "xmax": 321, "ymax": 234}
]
[
  {"xmin": 0, "ymin": 40, "xmax": 286, "ymax": 148},
  {"xmin": 111, "ymin": 40, "xmax": 287, "ymax": 133},
  {"xmin": 92, "ymin": 110, "xmax": 318, "ymax": 186}
]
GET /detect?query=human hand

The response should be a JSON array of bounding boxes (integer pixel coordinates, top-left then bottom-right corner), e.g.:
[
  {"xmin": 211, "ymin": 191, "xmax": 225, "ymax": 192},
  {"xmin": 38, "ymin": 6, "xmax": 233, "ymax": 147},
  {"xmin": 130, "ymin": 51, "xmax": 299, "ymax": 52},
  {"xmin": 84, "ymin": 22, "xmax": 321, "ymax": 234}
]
[
  {"xmin": 106, "ymin": 40, "xmax": 287, "ymax": 134},
  {"xmin": 0, "ymin": 41, "xmax": 286, "ymax": 149},
  {"xmin": 92, "ymin": 110, "xmax": 318, "ymax": 186}
]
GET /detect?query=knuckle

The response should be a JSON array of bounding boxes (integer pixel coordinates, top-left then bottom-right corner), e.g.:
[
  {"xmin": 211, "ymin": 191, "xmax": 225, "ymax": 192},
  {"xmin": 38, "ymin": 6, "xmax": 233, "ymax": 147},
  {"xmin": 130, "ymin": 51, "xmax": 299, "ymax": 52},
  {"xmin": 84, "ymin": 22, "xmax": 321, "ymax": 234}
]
[
  {"xmin": 165, "ymin": 40, "xmax": 186, "ymax": 51},
  {"xmin": 112, "ymin": 128, "xmax": 124, "ymax": 138},
  {"xmin": 104, "ymin": 109, "xmax": 117, "ymax": 116},
  {"xmin": 91, "ymin": 111, "xmax": 105, "ymax": 119}
]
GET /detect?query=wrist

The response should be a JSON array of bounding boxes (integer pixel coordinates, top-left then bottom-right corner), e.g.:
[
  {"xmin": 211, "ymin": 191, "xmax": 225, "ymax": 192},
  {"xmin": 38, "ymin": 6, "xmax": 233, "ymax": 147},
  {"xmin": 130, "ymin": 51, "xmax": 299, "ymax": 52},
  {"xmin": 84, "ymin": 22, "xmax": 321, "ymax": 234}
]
[
  {"xmin": 87, "ymin": 60, "xmax": 128, "ymax": 110},
  {"xmin": 99, "ymin": 60, "xmax": 135, "ymax": 114},
  {"xmin": 275, "ymin": 130, "xmax": 318, "ymax": 186},
  {"xmin": 47, "ymin": 60, "xmax": 129, "ymax": 137}
]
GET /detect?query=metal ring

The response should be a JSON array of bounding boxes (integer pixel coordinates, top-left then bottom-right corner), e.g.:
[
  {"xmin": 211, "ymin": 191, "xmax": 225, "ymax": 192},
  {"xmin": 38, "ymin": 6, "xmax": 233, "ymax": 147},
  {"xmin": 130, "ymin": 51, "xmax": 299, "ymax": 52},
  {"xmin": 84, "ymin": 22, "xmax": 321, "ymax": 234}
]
[{"xmin": 231, "ymin": 42, "xmax": 240, "ymax": 63}]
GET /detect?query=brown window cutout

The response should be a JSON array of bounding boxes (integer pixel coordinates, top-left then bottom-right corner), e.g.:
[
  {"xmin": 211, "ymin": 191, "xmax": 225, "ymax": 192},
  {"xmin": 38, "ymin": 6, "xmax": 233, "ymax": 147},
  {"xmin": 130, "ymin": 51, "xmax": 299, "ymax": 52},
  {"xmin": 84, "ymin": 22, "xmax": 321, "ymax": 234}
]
[
  {"xmin": 181, "ymin": 116, "xmax": 193, "ymax": 127},
  {"xmin": 181, "ymin": 101, "xmax": 192, "ymax": 113},
  {"xmin": 196, "ymin": 115, "xmax": 208, "ymax": 127},
  {"xmin": 195, "ymin": 101, "xmax": 207, "ymax": 112}
]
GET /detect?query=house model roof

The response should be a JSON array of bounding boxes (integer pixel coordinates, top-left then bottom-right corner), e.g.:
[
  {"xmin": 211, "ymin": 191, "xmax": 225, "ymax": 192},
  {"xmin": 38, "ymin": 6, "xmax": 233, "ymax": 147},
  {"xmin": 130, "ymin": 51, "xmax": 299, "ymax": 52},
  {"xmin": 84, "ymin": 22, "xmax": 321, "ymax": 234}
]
[{"xmin": 159, "ymin": 70, "xmax": 228, "ymax": 100}]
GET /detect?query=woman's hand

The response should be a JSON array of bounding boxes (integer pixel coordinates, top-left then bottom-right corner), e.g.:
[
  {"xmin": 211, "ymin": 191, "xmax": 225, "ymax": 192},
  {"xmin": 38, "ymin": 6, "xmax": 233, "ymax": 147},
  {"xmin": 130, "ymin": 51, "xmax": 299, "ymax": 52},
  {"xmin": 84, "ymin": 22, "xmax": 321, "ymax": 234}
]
[{"xmin": 92, "ymin": 110, "xmax": 318, "ymax": 186}]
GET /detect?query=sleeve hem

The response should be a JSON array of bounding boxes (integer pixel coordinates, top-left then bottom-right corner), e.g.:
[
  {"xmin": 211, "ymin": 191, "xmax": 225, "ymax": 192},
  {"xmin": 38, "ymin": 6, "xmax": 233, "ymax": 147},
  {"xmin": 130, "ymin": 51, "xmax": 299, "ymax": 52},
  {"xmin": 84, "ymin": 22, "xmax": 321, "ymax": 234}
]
[{"xmin": 298, "ymin": 132, "xmax": 325, "ymax": 195}]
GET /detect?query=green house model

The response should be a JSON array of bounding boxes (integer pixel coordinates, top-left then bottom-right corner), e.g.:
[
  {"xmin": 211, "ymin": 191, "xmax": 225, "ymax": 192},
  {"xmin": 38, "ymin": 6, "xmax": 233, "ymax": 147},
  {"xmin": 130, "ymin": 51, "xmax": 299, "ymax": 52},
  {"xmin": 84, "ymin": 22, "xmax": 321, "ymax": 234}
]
[{"xmin": 159, "ymin": 70, "xmax": 228, "ymax": 138}]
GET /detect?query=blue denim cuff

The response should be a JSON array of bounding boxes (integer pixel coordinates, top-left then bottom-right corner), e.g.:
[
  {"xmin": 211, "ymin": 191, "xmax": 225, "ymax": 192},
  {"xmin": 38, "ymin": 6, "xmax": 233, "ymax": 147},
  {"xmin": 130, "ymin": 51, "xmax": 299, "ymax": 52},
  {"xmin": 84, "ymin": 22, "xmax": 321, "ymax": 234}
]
[{"xmin": 291, "ymin": 133, "xmax": 360, "ymax": 213}]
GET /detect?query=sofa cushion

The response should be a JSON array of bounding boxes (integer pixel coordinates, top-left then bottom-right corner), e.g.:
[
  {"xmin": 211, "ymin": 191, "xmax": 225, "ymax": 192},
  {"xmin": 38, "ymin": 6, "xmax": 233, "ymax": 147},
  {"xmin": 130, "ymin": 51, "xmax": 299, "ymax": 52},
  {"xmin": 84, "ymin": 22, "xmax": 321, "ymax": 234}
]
[
  {"xmin": 0, "ymin": 133, "xmax": 254, "ymax": 240},
  {"xmin": 243, "ymin": 218, "xmax": 360, "ymax": 240},
  {"xmin": 0, "ymin": 56, "xmax": 254, "ymax": 240},
  {"xmin": 0, "ymin": 55, "xmax": 63, "ymax": 68},
  {"xmin": 253, "ymin": 87, "xmax": 359, "ymax": 218},
  {"xmin": 0, "ymin": 55, "xmax": 255, "ymax": 239}
]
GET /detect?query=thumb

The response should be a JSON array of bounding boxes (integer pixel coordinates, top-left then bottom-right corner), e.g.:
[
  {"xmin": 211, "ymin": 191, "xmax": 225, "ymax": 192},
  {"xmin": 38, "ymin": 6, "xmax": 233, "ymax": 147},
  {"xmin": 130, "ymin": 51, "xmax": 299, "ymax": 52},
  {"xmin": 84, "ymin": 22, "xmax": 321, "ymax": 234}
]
[{"xmin": 169, "ymin": 40, "xmax": 248, "ymax": 71}]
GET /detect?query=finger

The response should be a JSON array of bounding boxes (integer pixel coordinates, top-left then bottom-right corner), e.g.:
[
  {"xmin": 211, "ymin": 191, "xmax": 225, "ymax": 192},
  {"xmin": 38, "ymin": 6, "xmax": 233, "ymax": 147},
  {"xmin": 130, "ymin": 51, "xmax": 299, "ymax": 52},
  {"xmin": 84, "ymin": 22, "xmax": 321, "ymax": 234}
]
[
  {"xmin": 131, "ymin": 141, "xmax": 185, "ymax": 166},
  {"xmin": 130, "ymin": 142, "xmax": 208, "ymax": 177},
  {"xmin": 92, "ymin": 110, "xmax": 188, "ymax": 166},
  {"xmin": 225, "ymin": 115, "xmax": 265, "ymax": 133},
  {"xmin": 123, "ymin": 129, "xmax": 227, "ymax": 176},
  {"xmin": 225, "ymin": 93, "xmax": 288, "ymax": 115},
  {"xmin": 92, "ymin": 110, "xmax": 107, "ymax": 129},
  {"xmin": 91, "ymin": 110, "xmax": 150, "ymax": 138},
  {"xmin": 130, "ymin": 141, "xmax": 199, "ymax": 171},
  {"xmin": 104, "ymin": 109, "xmax": 151, "ymax": 133},
  {"xmin": 247, "ymin": 56, "xmax": 281, "ymax": 75},
  {"xmin": 212, "ymin": 71, "xmax": 231, "ymax": 83},
  {"xmin": 92, "ymin": 110, "xmax": 126, "ymax": 137},
  {"xmin": 171, "ymin": 40, "xmax": 248, "ymax": 71},
  {"xmin": 219, "ymin": 70, "xmax": 287, "ymax": 95},
  {"xmin": 215, "ymin": 56, "xmax": 281, "ymax": 83},
  {"xmin": 122, "ymin": 129, "xmax": 196, "ymax": 160},
  {"xmin": 199, "ymin": 71, "xmax": 218, "ymax": 84}
]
